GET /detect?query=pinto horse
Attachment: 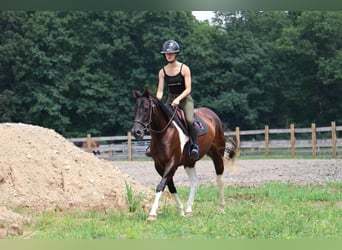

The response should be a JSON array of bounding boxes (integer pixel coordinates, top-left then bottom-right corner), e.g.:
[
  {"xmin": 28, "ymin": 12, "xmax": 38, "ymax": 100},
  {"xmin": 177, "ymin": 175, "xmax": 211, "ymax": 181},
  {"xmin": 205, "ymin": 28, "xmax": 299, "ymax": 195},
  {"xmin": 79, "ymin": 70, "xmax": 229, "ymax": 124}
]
[
  {"xmin": 74, "ymin": 141, "xmax": 101, "ymax": 155},
  {"xmin": 131, "ymin": 88, "xmax": 238, "ymax": 221}
]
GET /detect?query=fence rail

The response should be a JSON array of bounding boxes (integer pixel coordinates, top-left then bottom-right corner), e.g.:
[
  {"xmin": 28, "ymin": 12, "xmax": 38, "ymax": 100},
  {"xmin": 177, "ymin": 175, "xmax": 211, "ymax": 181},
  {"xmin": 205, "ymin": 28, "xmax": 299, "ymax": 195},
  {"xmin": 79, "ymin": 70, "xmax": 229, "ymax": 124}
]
[
  {"xmin": 68, "ymin": 122, "xmax": 341, "ymax": 160},
  {"xmin": 226, "ymin": 121, "xmax": 342, "ymax": 157}
]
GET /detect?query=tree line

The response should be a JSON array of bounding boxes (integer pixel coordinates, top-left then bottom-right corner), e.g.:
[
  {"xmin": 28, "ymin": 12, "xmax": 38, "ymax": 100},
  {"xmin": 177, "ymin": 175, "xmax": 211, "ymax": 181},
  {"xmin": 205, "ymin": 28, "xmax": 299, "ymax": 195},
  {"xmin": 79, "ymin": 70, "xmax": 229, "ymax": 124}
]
[{"xmin": 0, "ymin": 11, "xmax": 341, "ymax": 137}]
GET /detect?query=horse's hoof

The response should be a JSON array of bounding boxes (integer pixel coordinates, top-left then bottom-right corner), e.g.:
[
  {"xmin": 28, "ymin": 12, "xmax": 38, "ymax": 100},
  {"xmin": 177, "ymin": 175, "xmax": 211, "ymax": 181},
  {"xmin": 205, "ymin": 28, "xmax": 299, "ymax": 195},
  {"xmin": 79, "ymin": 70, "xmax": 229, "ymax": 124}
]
[
  {"xmin": 185, "ymin": 211, "xmax": 193, "ymax": 217},
  {"xmin": 147, "ymin": 215, "xmax": 157, "ymax": 221}
]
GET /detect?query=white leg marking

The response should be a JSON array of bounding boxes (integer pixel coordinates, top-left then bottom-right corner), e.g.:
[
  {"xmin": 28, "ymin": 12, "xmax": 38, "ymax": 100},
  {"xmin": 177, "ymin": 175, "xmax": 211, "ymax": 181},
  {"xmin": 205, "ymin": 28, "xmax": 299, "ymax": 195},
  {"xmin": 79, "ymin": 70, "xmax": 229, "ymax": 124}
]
[
  {"xmin": 173, "ymin": 193, "xmax": 185, "ymax": 217},
  {"xmin": 185, "ymin": 167, "xmax": 198, "ymax": 214},
  {"xmin": 216, "ymin": 174, "xmax": 225, "ymax": 213},
  {"xmin": 149, "ymin": 191, "xmax": 162, "ymax": 216}
]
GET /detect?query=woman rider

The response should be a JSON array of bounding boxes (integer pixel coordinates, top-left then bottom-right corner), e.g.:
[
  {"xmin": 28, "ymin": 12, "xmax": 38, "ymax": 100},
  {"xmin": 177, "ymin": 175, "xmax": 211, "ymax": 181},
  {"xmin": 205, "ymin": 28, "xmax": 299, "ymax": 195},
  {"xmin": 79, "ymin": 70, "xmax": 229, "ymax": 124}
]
[{"xmin": 146, "ymin": 39, "xmax": 199, "ymax": 158}]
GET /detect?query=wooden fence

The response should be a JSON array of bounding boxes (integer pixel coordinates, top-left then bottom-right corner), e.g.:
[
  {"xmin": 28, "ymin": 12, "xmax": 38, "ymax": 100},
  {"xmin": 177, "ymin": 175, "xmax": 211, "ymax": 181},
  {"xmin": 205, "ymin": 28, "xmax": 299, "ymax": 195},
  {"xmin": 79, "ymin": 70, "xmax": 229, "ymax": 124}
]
[
  {"xmin": 226, "ymin": 121, "xmax": 342, "ymax": 157},
  {"xmin": 68, "ymin": 122, "xmax": 341, "ymax": 160}
]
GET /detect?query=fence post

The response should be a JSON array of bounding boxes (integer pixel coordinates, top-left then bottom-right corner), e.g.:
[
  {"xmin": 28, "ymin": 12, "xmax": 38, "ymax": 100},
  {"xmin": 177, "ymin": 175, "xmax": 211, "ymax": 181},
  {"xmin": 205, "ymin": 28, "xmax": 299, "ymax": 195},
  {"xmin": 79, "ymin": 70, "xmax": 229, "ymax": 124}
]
[
  {"xmin": 264, "ymin": 125, "xmax": 269, "ymax": 157},
  {"xmin": 86, "ymin": 134, "xmax": 92, "ymax": 153},
  {"xmin": 290, "ymin": 123, "xmax": 295, "ymax": 158},
  {"xmin": 235, "ymin": 127, "xmax": 240, "ymax": 153},
  {"xmin": 331, "ymin": 121, "xmax": 337, "ymax": 157},
  {"xmin": 311, "ymin": 123, "xmax": 316, "ymax": 157},
  {"xmin": 127, "ymin": 131, "xmax": 132, "ymax": 161}
]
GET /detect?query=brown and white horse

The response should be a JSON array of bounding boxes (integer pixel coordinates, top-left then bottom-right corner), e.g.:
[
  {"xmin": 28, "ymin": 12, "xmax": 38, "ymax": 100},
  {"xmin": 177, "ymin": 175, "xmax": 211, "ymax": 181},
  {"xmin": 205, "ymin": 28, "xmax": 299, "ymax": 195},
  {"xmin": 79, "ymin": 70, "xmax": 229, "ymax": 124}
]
[
  {"xmin": 74, "ymin": 140, "xmax": 101, "ymax": 155},
  {"xmin": 131, "ymin": 88, "xmax": 238, "ymax": 220}
]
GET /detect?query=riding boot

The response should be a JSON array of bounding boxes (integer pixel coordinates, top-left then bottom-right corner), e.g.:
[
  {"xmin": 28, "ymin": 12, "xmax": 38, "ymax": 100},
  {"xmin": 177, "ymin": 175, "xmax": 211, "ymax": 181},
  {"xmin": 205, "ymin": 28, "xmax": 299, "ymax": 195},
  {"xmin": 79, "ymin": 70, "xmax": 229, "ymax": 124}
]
[{"xmin": 189, "ymin": 122, "xmax": 200, "ymax": 158}]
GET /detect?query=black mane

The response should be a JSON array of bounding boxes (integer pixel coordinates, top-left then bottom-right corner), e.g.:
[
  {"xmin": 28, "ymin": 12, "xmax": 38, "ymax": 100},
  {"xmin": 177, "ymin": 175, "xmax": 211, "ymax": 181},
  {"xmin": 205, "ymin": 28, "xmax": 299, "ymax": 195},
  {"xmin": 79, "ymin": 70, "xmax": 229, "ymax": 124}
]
[{"xmin": 142, "ymin": 89, "xmax": 175, "ymax": 119}]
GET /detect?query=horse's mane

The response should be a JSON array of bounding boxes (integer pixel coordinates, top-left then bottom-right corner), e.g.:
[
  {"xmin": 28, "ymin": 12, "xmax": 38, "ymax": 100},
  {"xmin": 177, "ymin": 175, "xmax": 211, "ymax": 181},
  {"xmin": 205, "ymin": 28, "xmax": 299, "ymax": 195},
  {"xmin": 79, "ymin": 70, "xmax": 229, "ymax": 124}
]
[
  {"xmin": 143, "ymin": 90, "xmax": 175, "ymax": 119},
  {"xmin": 140, "ymin": 89, "xmax": 188, "ymax": 134}
]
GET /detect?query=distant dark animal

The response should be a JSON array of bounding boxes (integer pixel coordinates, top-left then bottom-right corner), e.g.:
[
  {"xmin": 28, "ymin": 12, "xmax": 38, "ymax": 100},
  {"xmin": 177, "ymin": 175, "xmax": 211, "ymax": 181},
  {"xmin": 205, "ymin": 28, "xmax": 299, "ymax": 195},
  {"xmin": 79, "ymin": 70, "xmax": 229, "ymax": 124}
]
[
  {"xmin": 74, "ymin": 141, "xmax": 101, "ymax": 155},
  {"xmin": 131, "ymin": 88, "xmax": 238, "ymax": 221}
]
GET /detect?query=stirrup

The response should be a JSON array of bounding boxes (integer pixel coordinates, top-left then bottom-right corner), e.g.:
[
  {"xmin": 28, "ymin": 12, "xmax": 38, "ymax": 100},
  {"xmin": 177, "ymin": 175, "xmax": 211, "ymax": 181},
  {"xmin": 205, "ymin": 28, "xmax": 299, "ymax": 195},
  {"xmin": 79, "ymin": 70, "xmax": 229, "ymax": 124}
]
[
  {"xmin": 189, "ymin": 144, "xmax": 200, "ymax": 158},
  {"xmin": 145, "ymin": 146, "xmax": 152, "ymax": 157}
]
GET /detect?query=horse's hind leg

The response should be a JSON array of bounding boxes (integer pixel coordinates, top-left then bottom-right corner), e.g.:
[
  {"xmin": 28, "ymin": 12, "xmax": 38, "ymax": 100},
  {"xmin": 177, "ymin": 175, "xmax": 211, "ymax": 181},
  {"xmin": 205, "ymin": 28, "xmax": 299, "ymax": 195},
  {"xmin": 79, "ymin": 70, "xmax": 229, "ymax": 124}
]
[
  {"xmin": 184, "ymin": 165, "xmax": 198, "ymax": 216},
  {"xmin": 208, "ymin": 147, "xmax": 226, "ymax": 213},
  {"xmin": 216, "ymin": 173, "xmax": 225, "ymax": 213}
]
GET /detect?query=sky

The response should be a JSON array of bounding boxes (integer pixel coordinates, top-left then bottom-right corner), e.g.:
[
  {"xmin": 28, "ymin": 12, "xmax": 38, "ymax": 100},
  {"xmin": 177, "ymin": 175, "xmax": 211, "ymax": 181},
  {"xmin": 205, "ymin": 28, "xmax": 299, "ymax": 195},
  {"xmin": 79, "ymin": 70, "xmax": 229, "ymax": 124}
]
[{"xmin": 192, "ymin": 11, "xmax": 215, "ymax": 21}]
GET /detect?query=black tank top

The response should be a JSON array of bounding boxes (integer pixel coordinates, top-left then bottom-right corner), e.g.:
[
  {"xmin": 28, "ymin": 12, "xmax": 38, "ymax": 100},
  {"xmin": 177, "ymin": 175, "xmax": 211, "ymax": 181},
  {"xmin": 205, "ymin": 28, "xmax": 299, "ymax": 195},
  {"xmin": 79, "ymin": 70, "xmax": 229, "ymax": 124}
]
[{"xmin": 163, "ymin": 64, "xmax": 185, "ymax": 95}]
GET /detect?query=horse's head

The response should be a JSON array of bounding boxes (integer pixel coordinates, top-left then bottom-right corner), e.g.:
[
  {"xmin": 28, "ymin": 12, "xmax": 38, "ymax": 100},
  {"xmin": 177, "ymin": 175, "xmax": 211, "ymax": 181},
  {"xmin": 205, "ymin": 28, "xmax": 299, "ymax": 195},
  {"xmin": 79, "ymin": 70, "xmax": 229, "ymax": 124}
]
[{"xmin": 131, "ymin": 88, "xmax": 154, "ymax": 139}]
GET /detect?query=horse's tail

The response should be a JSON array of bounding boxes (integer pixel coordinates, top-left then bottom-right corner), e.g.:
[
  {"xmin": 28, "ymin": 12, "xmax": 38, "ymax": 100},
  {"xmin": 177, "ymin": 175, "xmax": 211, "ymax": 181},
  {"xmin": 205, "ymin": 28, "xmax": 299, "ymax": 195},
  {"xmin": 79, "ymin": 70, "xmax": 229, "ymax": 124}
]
[{"xmin": 223, "ymin": 135, "xmax": 240, "ymax": 173}]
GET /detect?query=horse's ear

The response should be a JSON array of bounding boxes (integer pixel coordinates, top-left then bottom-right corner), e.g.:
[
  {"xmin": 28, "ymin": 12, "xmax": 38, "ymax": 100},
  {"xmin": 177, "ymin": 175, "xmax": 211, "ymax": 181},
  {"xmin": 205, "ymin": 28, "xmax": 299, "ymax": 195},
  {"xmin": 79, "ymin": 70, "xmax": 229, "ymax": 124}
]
[
  {"xmin": 132, "ymin": 89, "xmax": 141, "ymax": 98},
  {"xmin": 143, "ymin": 87, "xmax": 151, "ymax": 97}
]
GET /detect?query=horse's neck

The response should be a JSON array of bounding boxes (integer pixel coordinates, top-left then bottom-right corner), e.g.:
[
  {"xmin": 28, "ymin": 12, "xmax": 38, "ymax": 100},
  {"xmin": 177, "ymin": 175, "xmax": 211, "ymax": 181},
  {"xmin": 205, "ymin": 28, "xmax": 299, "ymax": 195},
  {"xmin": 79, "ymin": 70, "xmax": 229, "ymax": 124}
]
[{"xmin": 150, "ymin": 103, "xmax": 172, "ymax": 132}]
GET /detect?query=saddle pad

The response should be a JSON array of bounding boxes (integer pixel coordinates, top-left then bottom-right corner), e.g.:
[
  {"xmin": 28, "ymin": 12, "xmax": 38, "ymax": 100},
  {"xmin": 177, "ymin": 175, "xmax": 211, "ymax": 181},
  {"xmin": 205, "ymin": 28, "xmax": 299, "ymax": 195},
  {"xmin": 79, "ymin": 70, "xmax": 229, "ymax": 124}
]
[
  {"xmin": 166, "ymin": 105, "xmax": 208, "ymax": 137},
  {"xmin": 173, "ymin": 112, "xmax": 208, "ymax": 137},
  {"xmin": 194, "ymin": 115, "xmax": 208, "ymax": 136}
]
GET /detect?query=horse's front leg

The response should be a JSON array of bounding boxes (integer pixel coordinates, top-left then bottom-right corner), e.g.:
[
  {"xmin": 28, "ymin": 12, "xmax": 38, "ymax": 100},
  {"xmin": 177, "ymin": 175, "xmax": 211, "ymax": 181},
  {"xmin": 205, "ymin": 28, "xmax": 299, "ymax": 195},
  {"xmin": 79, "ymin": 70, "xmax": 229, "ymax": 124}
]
[
  {"xmin": 148, "ymin": 162, "xmax": 180, "ymax": 220},
  {"xmin": 149, "ymin": 178, "xmax": 185, "ymax": 220},
  {"xmin": 184, "ymin": 166, "xmax": 198, "ymax": 216},
  {"xmin": 148, "ymin": 177, "xmax": 167, "ymax": 221},
  {"xmin": 167, "ymin": 178, "xmax": 185, "ymax": 217}
]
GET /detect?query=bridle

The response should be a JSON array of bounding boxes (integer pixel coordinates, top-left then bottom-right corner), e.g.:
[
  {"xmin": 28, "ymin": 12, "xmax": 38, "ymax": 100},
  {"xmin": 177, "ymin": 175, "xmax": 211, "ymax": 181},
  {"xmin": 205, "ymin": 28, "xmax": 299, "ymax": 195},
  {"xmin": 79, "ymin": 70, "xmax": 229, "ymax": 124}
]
[{"xmin": 134, "ymin": 97, "xmax": 178, "ymax": 134}]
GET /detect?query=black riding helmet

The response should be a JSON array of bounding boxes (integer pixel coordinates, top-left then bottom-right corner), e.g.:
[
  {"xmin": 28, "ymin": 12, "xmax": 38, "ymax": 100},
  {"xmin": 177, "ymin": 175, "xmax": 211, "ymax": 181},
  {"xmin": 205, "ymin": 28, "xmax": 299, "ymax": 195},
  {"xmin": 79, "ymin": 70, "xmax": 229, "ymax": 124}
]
[{"xmin": 160, "ymin": 40, "xmax": 180, "ymax": 54}]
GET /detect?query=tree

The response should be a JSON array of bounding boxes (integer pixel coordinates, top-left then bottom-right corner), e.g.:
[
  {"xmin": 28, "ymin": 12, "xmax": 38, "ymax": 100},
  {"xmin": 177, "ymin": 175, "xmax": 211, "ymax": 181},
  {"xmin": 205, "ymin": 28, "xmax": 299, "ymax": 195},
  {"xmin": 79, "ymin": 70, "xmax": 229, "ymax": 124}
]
[
  {"xmin": 275, "ymin": 11, "xmax": 342, "ymax": 126},
  {"xmin": 1, "ymin": 11, "xmax": 341, "ymax": 137}
]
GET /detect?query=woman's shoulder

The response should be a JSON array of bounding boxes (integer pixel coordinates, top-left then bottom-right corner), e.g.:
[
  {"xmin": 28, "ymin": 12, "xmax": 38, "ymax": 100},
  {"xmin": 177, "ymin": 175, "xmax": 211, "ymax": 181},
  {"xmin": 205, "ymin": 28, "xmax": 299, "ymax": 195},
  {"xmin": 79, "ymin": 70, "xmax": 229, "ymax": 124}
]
[
  {"xmin": 180, "ymin": 63, "xmax": 190, "ymax": 73},
  {"xmin": 181, "ymin": 63, "xmax": 190, "ymax": 69},
  {"xmin": 158, "ymin": 67, "xmax": 165, "ymax": 76}
]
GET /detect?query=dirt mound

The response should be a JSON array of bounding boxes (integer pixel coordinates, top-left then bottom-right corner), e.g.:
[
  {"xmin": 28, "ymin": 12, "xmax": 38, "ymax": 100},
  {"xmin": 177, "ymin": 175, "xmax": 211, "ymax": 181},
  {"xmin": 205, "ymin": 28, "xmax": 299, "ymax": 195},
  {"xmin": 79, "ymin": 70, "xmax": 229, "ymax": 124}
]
[{"xmin": 0, "ymin": 123, "xmax": 153, "ymax": 237}]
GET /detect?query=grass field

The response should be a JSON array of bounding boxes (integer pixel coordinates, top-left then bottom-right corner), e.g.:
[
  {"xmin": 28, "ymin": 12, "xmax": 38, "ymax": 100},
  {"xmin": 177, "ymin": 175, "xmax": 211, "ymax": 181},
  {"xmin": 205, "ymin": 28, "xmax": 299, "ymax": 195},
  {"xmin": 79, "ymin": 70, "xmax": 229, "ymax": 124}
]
[{"xmin": 22, "ymin": 182, "xmax": 342, "ymax": 239}]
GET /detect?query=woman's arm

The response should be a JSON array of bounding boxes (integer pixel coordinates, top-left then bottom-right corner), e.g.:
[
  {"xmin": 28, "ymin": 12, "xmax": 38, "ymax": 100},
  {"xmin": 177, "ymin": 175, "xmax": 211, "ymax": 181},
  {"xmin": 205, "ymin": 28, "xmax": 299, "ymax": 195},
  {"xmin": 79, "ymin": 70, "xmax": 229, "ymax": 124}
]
[
  {"xmin": 156, "ymin": 68, "xmax": 165, "ymax": 100},
  {"xmin": 172, "ymin": 64, "xmax": 191, "ymax": 106}
]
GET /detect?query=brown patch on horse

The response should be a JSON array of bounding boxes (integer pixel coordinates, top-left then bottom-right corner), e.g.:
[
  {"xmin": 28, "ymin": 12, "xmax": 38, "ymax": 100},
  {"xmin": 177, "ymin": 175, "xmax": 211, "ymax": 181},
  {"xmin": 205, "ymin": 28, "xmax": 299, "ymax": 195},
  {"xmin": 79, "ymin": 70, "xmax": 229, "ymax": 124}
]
[{"xmin": 75, "ymin": 141, "xmax": 101, "ymax": 155}]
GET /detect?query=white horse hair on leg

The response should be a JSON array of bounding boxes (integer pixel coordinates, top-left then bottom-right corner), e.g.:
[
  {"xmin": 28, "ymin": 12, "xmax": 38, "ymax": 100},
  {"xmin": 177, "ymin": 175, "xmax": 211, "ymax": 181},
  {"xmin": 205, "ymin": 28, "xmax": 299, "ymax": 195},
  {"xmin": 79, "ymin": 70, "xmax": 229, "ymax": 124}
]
[
  {"xmin": 173, "ymin": 193, "xmax": 185, "ymax": 217},
  {"xmin": 216, "ymin": 174, "xmax": 225, "ymax": 213},
  {"xmin": 184, "ymin": 167, "xmax": 198, "ymax": 215},
  {"xmin": 148, "ymin": 191, "xmax": 162, "ymax": 221}
]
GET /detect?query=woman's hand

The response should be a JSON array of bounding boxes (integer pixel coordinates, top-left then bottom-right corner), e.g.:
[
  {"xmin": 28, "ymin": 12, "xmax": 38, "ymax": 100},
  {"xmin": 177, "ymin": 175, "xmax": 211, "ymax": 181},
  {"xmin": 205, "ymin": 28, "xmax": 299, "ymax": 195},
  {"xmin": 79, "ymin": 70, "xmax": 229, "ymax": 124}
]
[{"xmin": 171, "ymin": 98, "xmax": 180, "ymax": 106}]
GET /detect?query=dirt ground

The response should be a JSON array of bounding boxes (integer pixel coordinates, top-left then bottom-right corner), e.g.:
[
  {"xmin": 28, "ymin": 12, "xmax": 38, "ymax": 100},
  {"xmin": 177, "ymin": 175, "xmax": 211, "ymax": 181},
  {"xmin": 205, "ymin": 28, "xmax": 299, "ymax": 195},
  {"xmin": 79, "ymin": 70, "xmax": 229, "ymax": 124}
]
[
  {"xmin": 0, "ymin": 123, "xmax": 153, "ymax": 238},
  {"xmin": 0, "ymin": 122, "xmax": 341, "ymax": 238},
  {"xmin": 114, "ymin": 158, "xmax": 342, "ymax": 187}
]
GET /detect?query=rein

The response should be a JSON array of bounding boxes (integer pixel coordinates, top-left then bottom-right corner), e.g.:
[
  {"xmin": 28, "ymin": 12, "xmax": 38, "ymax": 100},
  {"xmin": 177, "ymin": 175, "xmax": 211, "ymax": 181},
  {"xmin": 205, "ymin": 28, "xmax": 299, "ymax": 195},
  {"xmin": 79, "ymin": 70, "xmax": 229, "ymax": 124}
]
[{"xmin": 134, "ymin": 97, "xmax": 178, "ymax": 134}]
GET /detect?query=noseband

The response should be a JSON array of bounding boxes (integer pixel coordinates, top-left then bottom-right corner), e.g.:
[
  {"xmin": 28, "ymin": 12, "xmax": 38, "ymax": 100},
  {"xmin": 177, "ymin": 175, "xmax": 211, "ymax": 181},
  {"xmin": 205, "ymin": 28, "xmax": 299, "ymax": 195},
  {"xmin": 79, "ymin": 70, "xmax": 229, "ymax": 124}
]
[{"xmin": 134, "ymin": 97, "xmax": 178, "ymax": 134}]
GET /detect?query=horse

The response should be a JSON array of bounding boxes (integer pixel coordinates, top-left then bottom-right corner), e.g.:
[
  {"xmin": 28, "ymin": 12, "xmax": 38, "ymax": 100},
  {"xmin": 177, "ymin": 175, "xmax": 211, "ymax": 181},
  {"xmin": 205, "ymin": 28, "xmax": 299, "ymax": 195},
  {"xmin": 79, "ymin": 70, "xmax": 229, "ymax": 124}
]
[
  {"xmin": 74, "ymin": 141, "xmax": 101, "ymax": 155},
  {"xmin": 131, "ymin": 88, "xmax": 238, "ymax": 221}
]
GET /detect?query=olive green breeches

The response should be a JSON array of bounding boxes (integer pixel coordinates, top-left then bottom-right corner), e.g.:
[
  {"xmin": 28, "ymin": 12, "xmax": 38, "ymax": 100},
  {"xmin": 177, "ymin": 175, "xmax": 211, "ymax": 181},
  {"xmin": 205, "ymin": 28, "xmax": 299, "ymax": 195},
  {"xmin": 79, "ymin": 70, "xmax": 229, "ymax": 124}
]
[{"xmin": 167, "ymin": 94, "xmax": 194, "ymax": 124}]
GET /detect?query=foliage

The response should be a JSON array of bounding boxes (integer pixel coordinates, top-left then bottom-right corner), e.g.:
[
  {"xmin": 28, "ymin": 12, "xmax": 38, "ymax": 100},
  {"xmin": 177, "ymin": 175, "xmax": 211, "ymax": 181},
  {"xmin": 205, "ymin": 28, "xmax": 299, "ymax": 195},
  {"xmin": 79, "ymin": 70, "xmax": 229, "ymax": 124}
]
[
  {"xmin": 0, "ymin": 11, "xmax": 341, "ymax": 136},
  {"xmin": 124, "ymin": 181, "xmax": 143, "ymax": 213}
]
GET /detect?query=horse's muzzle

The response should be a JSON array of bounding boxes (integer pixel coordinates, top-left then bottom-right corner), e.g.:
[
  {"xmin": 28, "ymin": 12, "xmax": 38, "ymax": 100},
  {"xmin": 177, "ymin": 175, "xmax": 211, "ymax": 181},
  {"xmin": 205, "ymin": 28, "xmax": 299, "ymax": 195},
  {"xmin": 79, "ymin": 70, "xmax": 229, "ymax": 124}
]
[{"xmin": 131, "ymin": 126, "xmax": 145, "ymax": 140}]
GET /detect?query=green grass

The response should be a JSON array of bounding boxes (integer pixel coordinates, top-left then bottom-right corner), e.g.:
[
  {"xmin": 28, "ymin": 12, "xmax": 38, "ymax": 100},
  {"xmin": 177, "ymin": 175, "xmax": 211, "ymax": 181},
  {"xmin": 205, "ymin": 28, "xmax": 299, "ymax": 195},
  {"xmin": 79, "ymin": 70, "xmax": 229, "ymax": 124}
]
[
  {"xmin": 124, "ymin": 181, "xmax": 144, "ymax": 213},
  {"xmin": 17, "ymin": 182, "xmax": 342, "ymax": 239}
]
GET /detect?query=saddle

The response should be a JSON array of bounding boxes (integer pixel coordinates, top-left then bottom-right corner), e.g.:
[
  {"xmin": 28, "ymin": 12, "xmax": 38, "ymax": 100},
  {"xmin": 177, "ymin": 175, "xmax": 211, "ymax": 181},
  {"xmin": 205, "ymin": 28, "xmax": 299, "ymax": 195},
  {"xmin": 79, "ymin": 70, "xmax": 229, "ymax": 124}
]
[{"xmin": 171, "ymin": 107, "xmax": 208, "ymax": 136}]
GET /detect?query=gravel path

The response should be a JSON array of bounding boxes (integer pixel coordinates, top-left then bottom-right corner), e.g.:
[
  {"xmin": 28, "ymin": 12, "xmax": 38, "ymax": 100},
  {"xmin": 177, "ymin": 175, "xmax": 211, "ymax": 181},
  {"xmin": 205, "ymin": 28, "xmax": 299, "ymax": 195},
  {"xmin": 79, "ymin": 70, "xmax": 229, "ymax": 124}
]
[{"xmin": 113, "ymin": 159, "xmax": 342, "ymax": 187}]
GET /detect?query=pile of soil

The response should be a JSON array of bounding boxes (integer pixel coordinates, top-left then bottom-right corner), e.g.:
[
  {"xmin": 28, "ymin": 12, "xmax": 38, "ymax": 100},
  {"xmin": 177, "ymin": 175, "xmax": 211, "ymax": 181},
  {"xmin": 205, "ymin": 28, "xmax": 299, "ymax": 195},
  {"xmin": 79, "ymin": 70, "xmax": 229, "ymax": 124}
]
[{"xmin": 0, "ymin": 123, "xmax": 153, "ymax": 238}]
